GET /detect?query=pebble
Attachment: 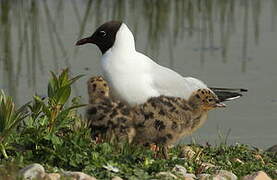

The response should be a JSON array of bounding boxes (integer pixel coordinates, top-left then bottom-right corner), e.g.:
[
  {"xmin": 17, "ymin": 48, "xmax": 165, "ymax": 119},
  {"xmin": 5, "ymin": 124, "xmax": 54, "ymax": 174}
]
[
  {"xmin": 156, "ymin": 172, "xmax": 178, "ymax": 179},
  {"xmin": 197, "ymin": 173, "xmax": 211, "ymax": 180},
  {"xmin": 183, "ymin": 173, "xmax": 196, "ymax": 179},
  {"xmin": 19, "ymin": 163, "xmax": 45, "ymax": 179},
  {"xmin": 232, "ymin": 158, "xmax": 244, "ymax": 164},
  {"xmin": 62, "ymin": 171, "xmax": 97, "ymax": 180},
  {"xmin": 210, "ymin": 174, "xmax": 227, "ymax": 180},
  {"xmin": 242, "ymin": 171, "xmax": 272, "ymax": 180},
  {"xmin": 215, "ymin": 170, "xmax": 237, "ymax": 180},
  {"xmin": 44, "ymin": 173, "xmax": 61, "ymax": 180},
  {"xmin": 112, "ymin": 176, "xmax": 123, "ymax": 180},
  {"xmin": 172, "ymin": 165, "xmax": 187, "ymax": 176}
]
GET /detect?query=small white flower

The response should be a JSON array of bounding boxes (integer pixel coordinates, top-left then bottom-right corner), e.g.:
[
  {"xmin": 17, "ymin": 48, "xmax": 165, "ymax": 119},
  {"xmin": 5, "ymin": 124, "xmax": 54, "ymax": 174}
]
[{"xmin": 103, "ymin": 164, "xmax": 119, "ymax": 173}]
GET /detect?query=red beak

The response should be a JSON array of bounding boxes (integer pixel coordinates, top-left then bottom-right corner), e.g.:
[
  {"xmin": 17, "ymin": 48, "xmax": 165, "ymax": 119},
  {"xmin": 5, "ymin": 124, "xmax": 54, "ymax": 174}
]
[{"xmin": 75, "ymin": 37, "xmax": 93, "ymax": 46}]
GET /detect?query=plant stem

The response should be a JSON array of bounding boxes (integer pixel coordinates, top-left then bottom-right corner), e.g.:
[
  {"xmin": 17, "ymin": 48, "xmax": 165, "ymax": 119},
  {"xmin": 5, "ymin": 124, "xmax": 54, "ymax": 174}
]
[{"xmin": 0, "ymin": 143, "xmax": 8, "ymax": 159}]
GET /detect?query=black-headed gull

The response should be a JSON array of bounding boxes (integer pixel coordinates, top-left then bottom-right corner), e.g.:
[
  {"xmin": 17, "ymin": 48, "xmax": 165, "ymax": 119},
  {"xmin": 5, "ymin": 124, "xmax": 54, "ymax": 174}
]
[{"xmin": 77, "ymin": 21, "xmax": 246, "ymax": 106}]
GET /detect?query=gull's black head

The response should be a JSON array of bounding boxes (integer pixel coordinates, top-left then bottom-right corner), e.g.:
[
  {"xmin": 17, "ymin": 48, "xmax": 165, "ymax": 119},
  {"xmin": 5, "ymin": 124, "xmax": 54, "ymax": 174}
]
[{"xmin": 76, "ymin": 21, "xmax": 122, "ymax": 54}]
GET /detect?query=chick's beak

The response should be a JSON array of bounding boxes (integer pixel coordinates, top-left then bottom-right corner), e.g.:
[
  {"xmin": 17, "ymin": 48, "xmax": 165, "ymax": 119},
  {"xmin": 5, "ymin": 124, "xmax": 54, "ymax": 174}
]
[
  {"xmin": 76, "ymin": 36, "xmax": 94, "ymax": 46},
  {"xmin": 214, "ymin": 103, "xmax": 226, "ymax": 108}
]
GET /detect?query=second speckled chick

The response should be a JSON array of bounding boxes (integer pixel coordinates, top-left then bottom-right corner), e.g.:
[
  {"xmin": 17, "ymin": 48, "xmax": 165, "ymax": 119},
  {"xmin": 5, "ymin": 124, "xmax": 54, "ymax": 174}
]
[{"xmin": 86, "ymin": 76, "xmax": 138, "ymax": 142}]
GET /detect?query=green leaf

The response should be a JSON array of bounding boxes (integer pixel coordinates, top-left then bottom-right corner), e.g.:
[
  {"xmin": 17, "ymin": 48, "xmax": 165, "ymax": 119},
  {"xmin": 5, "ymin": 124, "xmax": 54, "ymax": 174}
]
[{"xmin": 55, "ymin": 85, "xmax": 71, "ymax": 105}]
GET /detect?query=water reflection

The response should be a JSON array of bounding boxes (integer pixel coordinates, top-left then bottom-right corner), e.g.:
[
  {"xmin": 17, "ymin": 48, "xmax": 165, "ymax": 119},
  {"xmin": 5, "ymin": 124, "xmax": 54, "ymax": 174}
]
[{"xmin": 0, "ymin": 0, "xmax": 276, "ymax": 104}]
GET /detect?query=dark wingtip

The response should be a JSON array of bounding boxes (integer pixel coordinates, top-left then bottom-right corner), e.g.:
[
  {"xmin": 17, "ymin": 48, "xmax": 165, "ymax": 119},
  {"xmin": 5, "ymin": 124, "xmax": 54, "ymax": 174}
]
[
  {"xmin": 209, "ymin": 87, "xmax": 248, "ymax": 93},
  {"xmin": 240, "ymin": 88, "xmax": 248, "ymax": 92}
]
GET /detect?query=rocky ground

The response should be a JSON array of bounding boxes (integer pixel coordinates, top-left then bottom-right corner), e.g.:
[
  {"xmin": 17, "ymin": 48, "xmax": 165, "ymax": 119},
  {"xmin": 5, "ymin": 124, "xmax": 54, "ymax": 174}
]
[
  {"xmin": 10, "ymin": 160, "xmax": 277, "ymax": 180},
  {"xmin": 1, "ymin": 144, "xmax": 276, "ymax": 180}
]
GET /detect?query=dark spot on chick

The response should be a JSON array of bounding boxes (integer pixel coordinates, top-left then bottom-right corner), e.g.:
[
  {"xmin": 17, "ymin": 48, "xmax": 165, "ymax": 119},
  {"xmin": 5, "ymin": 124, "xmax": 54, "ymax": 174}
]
[
  {"xmin": 109, "ymin": 110, "xmax": 118, "ymax": 119},
  {"xmin": 121, "ymin": 108, "xmax": 130, "ymax": 116},
  {"xmin": 150, "ymin": 101, "xmax": 157, "ymax": 108},
  {"xmin": 97, "ymin": 115, "xmax": 105, "ymax": 121},
  {"xmin": 162, "ymin": 100, "xmax": 173, "ymax": 107},
  {"xmin": 169, "ymin": 107, "xmax": 176, "ymax": 112},
  {"xmin": 101, "ymin": 98, "xmax": 113, "ymax": 106},
  {"xmin": 156, "ymin": 136, "xmax": 167, "ymax": 144},
  {"xmin": 87, "ymin": 107, "xmax": 97, "ymax": 115},
  {"xmin": 116, "ymin": 117, "xmax": 128, "ymax": 123},
  {"xmin": 182, "ymin": 104, "xmax": 190, "ymax": 110},
  {"xmin": 144, "ymin": 112, "xmax": 154, "ymax": 120},
  {"xmin": 135, "ymin": 122, "xmax": 145, "ymax": 128},
  {"xmin": 90, "ymin": 125, "xmax": 109, "ymax": 135},
  {"xmin": 191, "ymin": 115, "xmax": 202, "ymax": 129},
  {"xmin": 171, "ymin": 122, "xmax": 178, "ymax": 129},
  {"xmin": 196, "ymin": 94, "xmax": 201, "ymax": 99},
  {"xmin": 99, "ymin": 105, "xmax": 110, "ymax": 113},
  {"xmin": 159, "ymin": 109, "xmax": 166, "ymax": 116},
  {"xmin": 166, "ymin": 134, "xmax": 173, "ymax": 139},
  {"xmin": 118, "ymin": 102, "xmax": 125, "ymax": 108},
  {"xmin": 92, "ymin": 84, "xmax": 97, "ymax": 91},
  {"xmin": 154, "ymin": 120, "xmax": 166, "ymax": 131},
  {"xmin": 107, "ymin": 120, "xmax": 118, "ymax": 128}
]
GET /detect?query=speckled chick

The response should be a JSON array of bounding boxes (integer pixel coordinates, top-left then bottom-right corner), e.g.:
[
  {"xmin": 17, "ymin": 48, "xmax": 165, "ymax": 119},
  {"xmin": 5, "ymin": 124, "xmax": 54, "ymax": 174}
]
[
  {"xmin": 132, "ymin": 89, "xmax": 225, "ymax": 157},
  {"xmin": 86, "ymin": 76, "xmax": 138, "ymax": 143}
]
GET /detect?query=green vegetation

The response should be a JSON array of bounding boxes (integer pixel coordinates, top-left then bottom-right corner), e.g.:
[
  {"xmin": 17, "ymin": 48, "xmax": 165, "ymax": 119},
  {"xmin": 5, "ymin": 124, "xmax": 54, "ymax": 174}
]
[{"xmin": 0, "ymin": 69, "xmax": 276, "ymax": 179}]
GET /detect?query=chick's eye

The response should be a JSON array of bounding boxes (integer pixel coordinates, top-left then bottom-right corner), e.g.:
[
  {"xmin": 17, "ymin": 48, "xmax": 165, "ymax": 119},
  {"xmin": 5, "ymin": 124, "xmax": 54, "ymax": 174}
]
[{"xmin": 99, "ymin": 30, "xmax": 106, "ymax": 37}]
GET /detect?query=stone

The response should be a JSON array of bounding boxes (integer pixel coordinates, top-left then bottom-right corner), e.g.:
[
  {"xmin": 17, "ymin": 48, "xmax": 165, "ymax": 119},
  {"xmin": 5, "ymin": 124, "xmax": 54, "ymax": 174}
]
[
  {"xmin": 172, "ymin": 165, "xmax": 187, "ymax": 176},
  {"xmin": 63, "ymin": 171, "xmax": 97, "ymax": 180},
  {"xmin": 112, "ymin": 176, "xmax": 123, "ymax": 180},
  {"xmin": 197, "ymin": 173, "xmax": 211, "ymax": 180},
  {"xmin": 102, "ymin": 164, "xmax": 119, "ymax": 173},
  {"xmin": 242, "ymin": 171, "xmax": 272, "ymax": 180},
  {"xmin": 232, "ymin": 158, "xmax": 244, "ymax": 164},
  {"xmin": 156, "ymin": 172, "xmax": 178, "ymax": 179},
  {"xmin": 183, "ymin": 173, "xmax": 196, "ymax": 179},
  {"xmin": 210, "ymin": 174, "xmax": 227, "ymax": 180},
  {"xmin": 215, "ymin": 170, "xmax": 237, "ymax": 180},
  {"xmin": 43, "ymin": 173, "xmax": 61, "ymax": 180},
  {"xmin": 19, "ymin": 163, "xmax": 45, "ymax": 179},
  {"xmin": 183, "ymin": 177, "xmax": 194, "ymax": 180}
]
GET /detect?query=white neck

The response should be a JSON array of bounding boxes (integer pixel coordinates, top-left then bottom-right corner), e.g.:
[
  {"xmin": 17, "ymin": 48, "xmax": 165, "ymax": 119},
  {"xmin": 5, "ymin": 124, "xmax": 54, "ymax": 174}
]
[{"xmin": 111, "ymin": 23, "xmax": 136, "ymax": 53}]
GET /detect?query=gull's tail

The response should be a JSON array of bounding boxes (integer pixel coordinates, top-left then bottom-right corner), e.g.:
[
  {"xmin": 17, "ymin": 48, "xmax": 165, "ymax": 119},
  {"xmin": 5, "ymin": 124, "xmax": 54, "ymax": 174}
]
[{"xmin": 209, "ymin": 87, "xmax": 248, "ymax": 102}]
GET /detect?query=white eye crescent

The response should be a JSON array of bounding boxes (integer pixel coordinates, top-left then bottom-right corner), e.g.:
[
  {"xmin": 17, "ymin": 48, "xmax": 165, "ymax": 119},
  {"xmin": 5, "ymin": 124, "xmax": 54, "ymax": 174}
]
[{"xmin": 99, "ymin": 30, "xmax": 106, "ymax": 37}]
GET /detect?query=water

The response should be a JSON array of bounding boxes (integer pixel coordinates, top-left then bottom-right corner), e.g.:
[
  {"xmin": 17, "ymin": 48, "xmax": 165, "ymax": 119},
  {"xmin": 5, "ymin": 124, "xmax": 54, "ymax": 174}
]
[{"xmin": 0, "ymin": 0, "xmax": 276, "ymax": 148}]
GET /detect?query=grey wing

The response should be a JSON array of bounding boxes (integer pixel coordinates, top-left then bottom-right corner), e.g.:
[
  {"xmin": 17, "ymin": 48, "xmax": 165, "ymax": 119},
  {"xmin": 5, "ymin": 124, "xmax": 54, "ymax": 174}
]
[{"xmin": 150, "ymin": 64, "xmax": 207, "ymax": 99}]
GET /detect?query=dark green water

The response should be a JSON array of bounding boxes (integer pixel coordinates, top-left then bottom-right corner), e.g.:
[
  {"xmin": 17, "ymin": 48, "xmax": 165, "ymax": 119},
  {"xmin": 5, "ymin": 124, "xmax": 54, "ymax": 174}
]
[{"xmin": 0, "ymin": 0, "xmax": 277, "ymax": 148}]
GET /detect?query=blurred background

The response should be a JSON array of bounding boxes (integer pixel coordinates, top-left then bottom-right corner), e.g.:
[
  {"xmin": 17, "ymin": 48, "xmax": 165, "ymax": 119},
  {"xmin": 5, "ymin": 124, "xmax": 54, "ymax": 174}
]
[{"xmin": 0, "ymin": 0, "xmax": 276, "ymax": 148}]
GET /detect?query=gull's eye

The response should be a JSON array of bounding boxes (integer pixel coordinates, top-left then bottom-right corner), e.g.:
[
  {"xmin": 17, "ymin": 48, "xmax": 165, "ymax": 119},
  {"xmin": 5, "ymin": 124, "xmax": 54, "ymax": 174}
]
[{"xmin": 99, "ymin": 30, "xmax": 106, "ymax": 37}]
